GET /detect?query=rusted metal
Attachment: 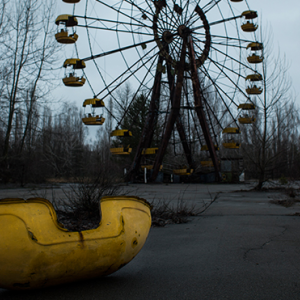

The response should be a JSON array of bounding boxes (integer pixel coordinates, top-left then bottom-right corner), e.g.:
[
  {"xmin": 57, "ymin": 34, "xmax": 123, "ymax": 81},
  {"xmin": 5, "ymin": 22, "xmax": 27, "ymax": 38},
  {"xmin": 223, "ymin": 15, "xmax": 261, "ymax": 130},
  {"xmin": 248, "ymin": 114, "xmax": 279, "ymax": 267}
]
[
  {"xmin": 166, "ymin": 60, "xmax": 196, "ymax": 170},
  {"xmin": 150, "ymin": 41, "xmax": 187, "ymax": 182},
  {"xmin": 127, "ymin": 55, "xmax": 164, "ymax": 181},
  {"xmin": 187, "ymin": 36, "xmax": 221, "ymax": 181}
]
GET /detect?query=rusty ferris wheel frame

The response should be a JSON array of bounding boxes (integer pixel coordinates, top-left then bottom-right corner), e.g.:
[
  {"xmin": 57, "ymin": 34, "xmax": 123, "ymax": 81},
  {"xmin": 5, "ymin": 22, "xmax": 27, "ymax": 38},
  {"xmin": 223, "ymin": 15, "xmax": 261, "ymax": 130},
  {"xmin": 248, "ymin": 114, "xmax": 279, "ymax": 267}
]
[{"xmin": 69, "ymin": 0, "xmax": 260, "ymax": 182}]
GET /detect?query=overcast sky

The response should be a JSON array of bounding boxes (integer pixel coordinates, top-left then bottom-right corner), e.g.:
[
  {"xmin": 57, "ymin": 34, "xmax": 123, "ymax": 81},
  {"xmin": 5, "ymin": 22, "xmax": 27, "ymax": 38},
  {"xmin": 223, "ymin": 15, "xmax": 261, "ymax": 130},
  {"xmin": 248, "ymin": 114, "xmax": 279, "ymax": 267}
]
[
  {"xmin": 55, "ymin": 0, "xmax": 300, "ymax": 137},
  {"xmin": 249, "ymin": 0, "xmax": 300, "ymax": 102}
]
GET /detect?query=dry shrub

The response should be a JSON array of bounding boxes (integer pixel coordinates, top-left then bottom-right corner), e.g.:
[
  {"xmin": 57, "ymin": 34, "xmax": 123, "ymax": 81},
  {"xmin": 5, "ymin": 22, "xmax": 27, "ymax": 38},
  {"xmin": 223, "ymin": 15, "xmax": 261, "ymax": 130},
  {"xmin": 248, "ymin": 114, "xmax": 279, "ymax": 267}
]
[
  {"xmin": 53, "ymin": 168, "xmax": 125, "ymax": 232},
  {"xmin": 150, "ymin": 197, "xmax": 201, "ymax": 227}
]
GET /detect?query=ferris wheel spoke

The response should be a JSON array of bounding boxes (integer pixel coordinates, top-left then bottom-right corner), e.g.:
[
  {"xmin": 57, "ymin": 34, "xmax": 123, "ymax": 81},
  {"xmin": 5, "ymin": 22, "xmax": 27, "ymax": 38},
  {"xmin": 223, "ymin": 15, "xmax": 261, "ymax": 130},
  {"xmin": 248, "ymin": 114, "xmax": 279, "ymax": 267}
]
[
  {"xmin": 74, "ymin": 15, "xmax": 153, "ymax": 29},
  {"xmin": 201, "ymin": 76, "xmax": 239, "ymax": 126},
  {"xmin": 170, "ymin": 36, "xmax": 182, "ymax": 59},
  {"xmin": 96, "ymin": 46, "xmax": 159, "ymax": 100},
  {"xmin": 204, "ymin": 100, "xmax": 222, "ymax": 143},
  {"xmin": 117, "ymin": 57, "xmax": 157, "ymax": 126},
  {"xmin": 144, "ymin": 0, "xmax": 156, "ymax": 15},
  {"xmin": 182, "ymin": 0, "xmax": 191, "ymax": 25},
  {"xmin": 186, "ymin": 79, "xmax": 224, "ymax": 134},
  {"xmin": 206, "ymin": 55, "xmax": 246, "ymax": 81},
  {"xmin": 78, "ymin": 24, "xmax": 153, "ymax": 36},
  {"xmin": 192, "ymin": 15, "xmax": 242, "ymax": 32},
  {"xmin": 123, "ymin": 0, "xmax": 155, "ymax": 22},
  {"xmin": 169, "ymin": 43, "xmax": 179, "ymax": 61},
  {"xmin": 81, "ymin": 38, "xmax": 156, "ymax": 61},
  {"xmin": 210, "ymin": 43, "xmax": 257, "ymax": 72},
  {"xmin": 193, "ymin": 32, "xmax": 247, "ymax": 49},
  {"xmin": 101, "ymin": 51, "xmax": 157, "ymax": 101},
  {"xmin": 200, "ymin": 65, "xmax": 238, "ymax": 112},
  {"xmin": 203, "ymin": 0, "xmax": 222, "ymax": 14},
  {"xmin": 155, "ymin": 8, "xmax": 177, "ymax": 31},
  {"xmin": 193, "ymin": 36, "xmax": 256, "ymax": 73},
  {"xmin": 164, "ymin": 0, "xmax": 181, "ymax": 27},
  {"xmin": 206, "ymin": 56, "xmax": 250, "ymax": 101},
  {"xmin": 204, "ymin": 99, "xmax": 224, "ymax": 132},
  {"xmin": 121, "ymin": 5, "xmax": 157, "ymax": 88},
  {"xmin": 82, "ymin": 2, "xmax": 108, "ymax": 97},
  {"xmin": 193, "ymin": 32, "xmax": 255, "ymax": 44},
  {"xmin": 161, "ymin": 2, "xmax": 181, "ymax": 29},
  {"xmin": 210, "ymin": 41, "xmax": 246, "ymax": 49},
  {"xmin": 95, "ymin": 0, "xmax": 149, "ymax": 28},
  {"xmin": 182, "ymin": 83, "xmax": 203, "ymax": 143},
  {"xmin": 184, "ymin": 0, "xmax": 202, "ymax": 26}
]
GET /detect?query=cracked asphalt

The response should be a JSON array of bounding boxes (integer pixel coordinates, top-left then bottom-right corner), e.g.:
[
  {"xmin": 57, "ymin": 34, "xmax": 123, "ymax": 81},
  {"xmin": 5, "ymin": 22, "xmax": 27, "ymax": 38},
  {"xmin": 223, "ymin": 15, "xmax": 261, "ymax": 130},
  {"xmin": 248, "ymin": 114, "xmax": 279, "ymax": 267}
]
[{"xmin": 1, "ymin": 183, "xmax": 300, "ymax": 299}]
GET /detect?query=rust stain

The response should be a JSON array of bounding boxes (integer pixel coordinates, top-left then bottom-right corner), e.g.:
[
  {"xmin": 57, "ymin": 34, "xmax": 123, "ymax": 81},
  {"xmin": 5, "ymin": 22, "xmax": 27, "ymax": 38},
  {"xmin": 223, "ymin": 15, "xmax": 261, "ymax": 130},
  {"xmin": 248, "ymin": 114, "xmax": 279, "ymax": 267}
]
[
  {"xmin": 78, "ymin": 232, "xmax": 85, "ymax": 248},
  {"xmin": 28, "ymin": 231, "xmax": 38, "ymax": 242},
  {"xmin": 132, "ymin": 238, "xmax": 138, "ymax": 248}
]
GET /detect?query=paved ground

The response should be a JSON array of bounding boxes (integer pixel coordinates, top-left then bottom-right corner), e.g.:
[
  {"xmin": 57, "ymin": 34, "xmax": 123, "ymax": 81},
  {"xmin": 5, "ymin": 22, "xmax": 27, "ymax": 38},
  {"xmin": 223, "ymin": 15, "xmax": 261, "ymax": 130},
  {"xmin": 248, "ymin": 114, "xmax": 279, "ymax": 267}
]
[{"xmin": 1, "ymin": 183, "xmax": 300, "ymax": 299}]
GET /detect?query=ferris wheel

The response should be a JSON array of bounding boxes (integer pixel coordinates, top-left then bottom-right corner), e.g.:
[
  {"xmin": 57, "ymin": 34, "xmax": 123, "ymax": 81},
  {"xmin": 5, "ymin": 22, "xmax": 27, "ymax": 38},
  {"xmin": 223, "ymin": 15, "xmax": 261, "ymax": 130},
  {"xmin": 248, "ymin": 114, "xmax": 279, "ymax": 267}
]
[{"xmin": 55, "ymin": 0, "xmax": 263, "ymax": 182}]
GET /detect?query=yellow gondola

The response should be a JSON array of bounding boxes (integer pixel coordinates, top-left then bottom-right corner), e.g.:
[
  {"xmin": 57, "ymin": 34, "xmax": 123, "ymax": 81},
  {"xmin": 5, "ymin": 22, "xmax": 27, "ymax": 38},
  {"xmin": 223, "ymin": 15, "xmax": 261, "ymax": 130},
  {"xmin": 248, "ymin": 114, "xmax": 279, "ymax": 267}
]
[
  {"xmin": 241, "ymin": 11, "xmax": 258, "ymax": 32},
  {"xmin": 82, "ymin": 115, "xmax": 105, "ymax": 125},
  {"xmin": 55, "ymin": 15, "xmax": 78, "ymax": 44},
  {"xmin": 247, "ymin": 42, "xmax": 263, "ymax": 63},
  {"xmin": 223, "ymin": 142, "xmax": 241, "ymax": 149},
  {"xmin": 245, "ymin": 74, "xmax": 262, "ymax": 81},
  {"xmin": 63, "ymin": 59, "xmax": 86, "ymax": 87},
  {"xmin": 246, "ymin": 42, "xmax": 263, "ymax": 51},
  {"xmin": 238, "ymin": 117, "xmax": 256, "ymax": 124},
  {"xmin": 200, "ymin": 145, "xmax": 219, "ymax": 151},
  {"xmin": 141, "ymin": 165, "xmax": 163, "ymax": 171},
  {"xmin": 62, "ymin": 76, "xmax": 86, "ymax": 87},
  {"xmin": 55, "ymin": 14, "xmax": 78, "ymax": 27},
  {"xmin": 246, "ymin": 85, "xmax": 263, "ymax": 95},
  {"xmin": 238, "ymin": 103, "xmax": 256, "ymax": 124},
  {"xmin": 110, "ymin": 129, "xmax": 132, "ymax": 137},
  {"xmin": 0, "ymin": 196, "xmax": 151, "ymax": 290},
  {"xmin": 245, "ymin": 74, "xmax": 263, "ymax": 94},
  {"xmin": 55, "ymin": 31, "xmax": 78, "ymax": 44},
  {"xmin": 141, "ymin": 148, "xmax": 158, "ymax": 155},
  {"xmin": 247, "ymin": 54, "xmax": 264, "ymax": 64},
  {"xmin": 242, "ymin": 10, "xmax": 258, "ymax": 19},
  {"xmin": 222, "ymin": 127, "xmax": 241, "ymax": 134},
  {"xmin": 222, "ymin": 128, "xmax": 241, "ymax": 148},
  {"xmin": 241, "ymin": 22, "xmax": 258, "ymax": 32},
  {"xmin": 173, "ymin": 168, "xmax": 193, "ymax": 175},
  {"xmin": 110, "ymin": 129, "xmax": 132, "ymax": 155},
  {"xmin": 110, "ymin": 146, "xmax": 132, "ymax": 155},
  {"xmin": 63, "ymin": 58, "xmax": 86, "ymax": 69},
  {"xmin": 83, "ymin": 98, "xmax": 105, "ymax": 107},
  {"xmin": 62, "ymin": 0, "xmax": 81, "ymax": 3},
  {"xmin": 200, "ymin": 161, "xmax": 214, "ymax": 167},
  {"xmin": 238, "ymin": 103, "xmax": 255, "ymax": 110}
]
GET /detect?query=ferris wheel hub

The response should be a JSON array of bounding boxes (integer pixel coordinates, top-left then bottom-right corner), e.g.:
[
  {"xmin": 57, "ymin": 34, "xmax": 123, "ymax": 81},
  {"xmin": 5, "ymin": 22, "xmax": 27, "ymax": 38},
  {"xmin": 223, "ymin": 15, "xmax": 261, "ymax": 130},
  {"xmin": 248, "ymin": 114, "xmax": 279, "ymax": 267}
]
[
  {"xmin": 177, "ymin": 25, "xmax": 191, "ymax": 38},
  {"xmin": 162, "ymin": 31, "xmax": 173, "ymax": 44}
]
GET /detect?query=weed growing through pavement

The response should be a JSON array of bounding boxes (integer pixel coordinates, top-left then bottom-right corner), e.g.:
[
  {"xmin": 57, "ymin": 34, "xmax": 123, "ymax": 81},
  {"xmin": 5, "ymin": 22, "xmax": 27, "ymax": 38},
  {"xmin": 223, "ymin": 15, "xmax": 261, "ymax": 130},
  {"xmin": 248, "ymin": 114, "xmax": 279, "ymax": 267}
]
[{"xmin": 150, "ymin": 190, "xmax": 220, "ymax": 227}]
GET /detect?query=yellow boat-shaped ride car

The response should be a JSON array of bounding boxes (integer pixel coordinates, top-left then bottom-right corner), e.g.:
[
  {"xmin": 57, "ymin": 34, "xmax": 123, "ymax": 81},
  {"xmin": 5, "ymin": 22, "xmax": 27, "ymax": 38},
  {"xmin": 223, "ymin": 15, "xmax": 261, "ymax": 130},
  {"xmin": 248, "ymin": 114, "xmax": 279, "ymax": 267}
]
[{"xmin": 0, "ymin": 196, "xmax": 151, "ymax": 290}]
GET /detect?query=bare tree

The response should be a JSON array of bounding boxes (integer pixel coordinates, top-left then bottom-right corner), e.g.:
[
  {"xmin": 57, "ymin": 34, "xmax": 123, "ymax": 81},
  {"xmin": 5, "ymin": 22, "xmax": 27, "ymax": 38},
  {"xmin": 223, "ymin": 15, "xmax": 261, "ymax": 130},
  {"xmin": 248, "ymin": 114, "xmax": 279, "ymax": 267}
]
[
  {"xmin": 0, "ymin": 0, "xmax": 59, "ymax": 181},
  {"xmin": 242, "ymin": 27, "xmax": 299, "ymax": 188}
]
